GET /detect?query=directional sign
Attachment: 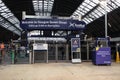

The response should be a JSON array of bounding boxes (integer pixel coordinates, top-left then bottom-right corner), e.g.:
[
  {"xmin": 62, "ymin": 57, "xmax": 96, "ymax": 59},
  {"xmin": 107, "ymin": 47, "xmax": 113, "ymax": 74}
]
[{"xmin": 20, "ymin": 18, "xmax": 86, "ymax": 30}]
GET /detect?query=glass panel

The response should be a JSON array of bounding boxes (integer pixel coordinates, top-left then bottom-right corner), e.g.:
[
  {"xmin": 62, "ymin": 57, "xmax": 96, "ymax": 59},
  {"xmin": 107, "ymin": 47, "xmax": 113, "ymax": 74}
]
[
  {"xmin": 33, "ymin": 0, "xmax": 54, "ymax": 16},
  {"xmin": 115, "ymin": 0, "xmax": 120, "ymax": 6},
  {"xmin": 0, "ymin": 0, "xmax": 21, "ymax": 34},
  {"xmin": 91, "ymin": 12, "xmax": 99, "ymax": 18},
  {"xmin": 8, "ymin": 26, "xmax": 15, "ymax": 31},
  {"xmin": 94, "ymin": 9, "xmax": 102, "ymax": 16}
]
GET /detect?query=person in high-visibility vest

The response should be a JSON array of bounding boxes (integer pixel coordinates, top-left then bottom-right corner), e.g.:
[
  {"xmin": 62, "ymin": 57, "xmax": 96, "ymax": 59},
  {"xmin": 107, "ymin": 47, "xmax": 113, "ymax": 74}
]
[{"xmin": 0, "ymin": 42, "xmax": 5, "ymax": 63}]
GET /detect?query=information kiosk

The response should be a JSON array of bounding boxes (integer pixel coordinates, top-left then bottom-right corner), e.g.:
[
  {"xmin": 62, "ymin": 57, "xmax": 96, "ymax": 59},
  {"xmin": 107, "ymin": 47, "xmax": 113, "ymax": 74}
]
[
  {"xmin": 71, "ymin": 38, "xmax": 81, "ymax": 63},
  {"xmin": 92, "ymin": 38, "xmax": 111, "ymax": 65}
]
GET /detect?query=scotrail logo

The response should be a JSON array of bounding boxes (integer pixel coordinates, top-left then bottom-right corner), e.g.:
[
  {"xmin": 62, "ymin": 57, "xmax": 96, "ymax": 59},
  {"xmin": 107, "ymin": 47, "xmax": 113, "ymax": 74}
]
[
  {"xmin": 69, "ymin": 22, "xmax": 85, "ymax": 28},
  {"xmin": 69, "ymin": 22, "xmax": 75, "ymax": 27}
]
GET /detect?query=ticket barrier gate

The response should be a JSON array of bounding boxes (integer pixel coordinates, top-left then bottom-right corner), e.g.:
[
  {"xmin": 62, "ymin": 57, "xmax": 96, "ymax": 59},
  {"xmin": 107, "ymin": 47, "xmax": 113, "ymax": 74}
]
[{"xmin": 46, "ymin": 43, "xmax": 69, "ymax": 62}]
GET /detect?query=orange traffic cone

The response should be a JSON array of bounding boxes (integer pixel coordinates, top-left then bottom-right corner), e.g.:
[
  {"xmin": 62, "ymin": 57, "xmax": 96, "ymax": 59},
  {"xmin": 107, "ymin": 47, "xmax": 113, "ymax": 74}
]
[{"xmin": 116, "ymin": 51, "xmax": 120, "ymax": 63}]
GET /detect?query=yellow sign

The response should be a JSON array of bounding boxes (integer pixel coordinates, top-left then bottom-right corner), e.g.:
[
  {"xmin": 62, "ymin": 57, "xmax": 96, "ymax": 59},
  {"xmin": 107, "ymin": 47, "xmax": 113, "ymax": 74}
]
[
  {"xmin": 96, "ymin": 47, "xmax": 99, "ymax": 51},
  {"xmin": 76, "ymin": 48, "xmax": 80, "ymax": 52}
]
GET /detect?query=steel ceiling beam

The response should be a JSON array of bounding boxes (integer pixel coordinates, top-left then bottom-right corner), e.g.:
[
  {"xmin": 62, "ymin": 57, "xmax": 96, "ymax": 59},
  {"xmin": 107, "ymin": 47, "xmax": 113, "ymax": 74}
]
[
  {"xmin": 0, "ymin": 14, "xmax": 22, "ymax": 34},
  {"xmin": 82, "ymin": 4, "xmax": 99, "ymax": 19}
]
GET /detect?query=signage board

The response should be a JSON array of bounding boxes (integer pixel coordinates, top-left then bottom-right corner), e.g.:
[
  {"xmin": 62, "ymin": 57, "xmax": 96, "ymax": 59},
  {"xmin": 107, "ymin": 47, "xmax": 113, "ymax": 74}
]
[
  {"xmin": 20, "ymin": 18, "xmax": 86, "ymax": 30},
  {"xmin": 71, "ymin": 38, "xmax": 80, "ymax": 52},
  {"xmin": 95, "ymin": 47, "xmax": 111, "ymax": 64},
  {"xmin": 33, "ymin": 43, "xmax": 48, "ymax": 50},
  {"xmin": 72, "ymin": 59, "xmax": 81, "ymax": 63}
]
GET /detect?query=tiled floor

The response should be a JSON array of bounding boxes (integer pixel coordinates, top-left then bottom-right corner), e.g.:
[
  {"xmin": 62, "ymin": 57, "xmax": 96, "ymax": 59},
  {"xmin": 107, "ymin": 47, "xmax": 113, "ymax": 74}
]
[{"xmin": 0, "ymin": 62, "xmax": 120, "ymax": 80}]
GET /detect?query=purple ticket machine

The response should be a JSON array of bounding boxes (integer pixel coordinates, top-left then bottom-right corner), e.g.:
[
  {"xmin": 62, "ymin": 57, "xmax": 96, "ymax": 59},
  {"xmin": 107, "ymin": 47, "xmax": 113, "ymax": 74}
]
[{"xmin": 92, "ymin": 38, "xmax": 111, "ymax": 65}]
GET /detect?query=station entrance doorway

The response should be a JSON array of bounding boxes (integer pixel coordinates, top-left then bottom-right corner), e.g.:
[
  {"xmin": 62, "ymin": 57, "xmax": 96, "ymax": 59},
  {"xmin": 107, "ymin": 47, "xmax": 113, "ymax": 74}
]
[
  {"xmin": 48, "ymin": 43, "xmax": 69, "ymax": 62},
  {"xmin": 31, "ymin": 41, "xmax": 69, "ymax": 63},
  {"xmin": 20, "ymin": 16, "xmax": 86, "ymax": 64}
]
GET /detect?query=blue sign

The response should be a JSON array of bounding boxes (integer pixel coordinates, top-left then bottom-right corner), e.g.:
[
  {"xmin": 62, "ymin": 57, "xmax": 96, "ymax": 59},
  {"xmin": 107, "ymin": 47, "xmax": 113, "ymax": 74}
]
[
  {"xmin": 93, "ymin": 47, "xmax": 111, "ymax": 65},
  {"xmin": 97, "ymin": 38, "xmax": 108, "ymax": 40},
  {"xmin": 20, "ymin": 18, "xmax": 86, "ymax": 30},
  {"xmin": 71, "ymin": 38, "xmax": 80, "ymax": 52}
]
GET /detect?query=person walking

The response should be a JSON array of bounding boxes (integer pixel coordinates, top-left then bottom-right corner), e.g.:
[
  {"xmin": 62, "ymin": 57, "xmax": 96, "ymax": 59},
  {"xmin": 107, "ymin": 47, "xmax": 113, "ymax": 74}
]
[{"xmin": 0, "ymin": 42, "xmax": 5, "ymax": 63}]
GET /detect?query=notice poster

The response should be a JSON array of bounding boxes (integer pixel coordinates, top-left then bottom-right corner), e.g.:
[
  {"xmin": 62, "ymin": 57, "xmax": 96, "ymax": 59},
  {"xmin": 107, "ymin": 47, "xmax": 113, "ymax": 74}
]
[
  {"xmin": 71, "ymin": 38, "xmax": 80, "ymax": 52},
  {"xmin": 33, "ymin": 43, "xmax": 48, "ymax": 50},
  {"xmin": 96, "ymin": 47, "xmax": 111, "ymax": 64}
]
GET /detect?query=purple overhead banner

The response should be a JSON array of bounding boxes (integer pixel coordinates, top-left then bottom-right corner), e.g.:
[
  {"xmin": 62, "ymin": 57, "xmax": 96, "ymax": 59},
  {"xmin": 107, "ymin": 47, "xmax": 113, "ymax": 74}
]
[{"xmin": 20, "ymin": 18, "xmax": 86, "ymax": 30}]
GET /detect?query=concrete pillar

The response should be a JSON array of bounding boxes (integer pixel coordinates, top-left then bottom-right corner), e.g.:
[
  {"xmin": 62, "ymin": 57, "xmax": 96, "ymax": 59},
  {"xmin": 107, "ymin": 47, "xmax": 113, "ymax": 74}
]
[
  {"xmin": 22, "ymin": 11, "xmax": 26, "ymax": 20},
  {"xmin": 46, "ymin": 49, "xmax": 48, "ymax": 63},
  {"xmin": 66, "ymin": 44, "xmax": 69, "ymax": 61},
  {"xmin": 29, "ymin": 50, "xmax": 32, "ymax": 64},
  {"xmin": 87, "ymin": 41, "xmax": 89, "ymax": 60},
  {"xmin": 55, "ymin": 44, "xmax": 58, "ymax": 62},
  {"xmin": 33, "ymin": 50, "xmax": 34, "ymax": 64}
]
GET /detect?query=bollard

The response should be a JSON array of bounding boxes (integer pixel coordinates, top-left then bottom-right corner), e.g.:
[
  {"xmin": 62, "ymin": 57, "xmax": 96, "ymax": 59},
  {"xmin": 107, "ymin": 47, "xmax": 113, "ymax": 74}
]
[{"xmin": 116, "ymin": 51, "xmax": 120, "ymax": 63}]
